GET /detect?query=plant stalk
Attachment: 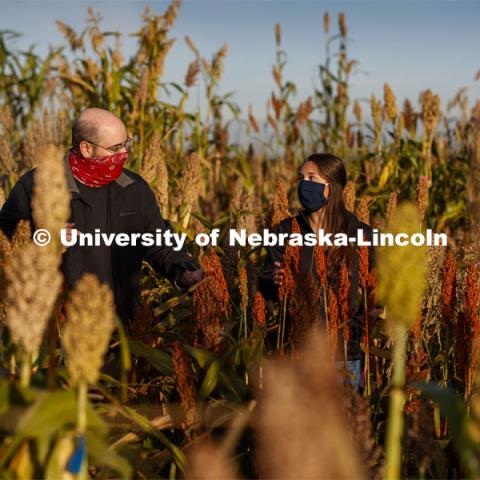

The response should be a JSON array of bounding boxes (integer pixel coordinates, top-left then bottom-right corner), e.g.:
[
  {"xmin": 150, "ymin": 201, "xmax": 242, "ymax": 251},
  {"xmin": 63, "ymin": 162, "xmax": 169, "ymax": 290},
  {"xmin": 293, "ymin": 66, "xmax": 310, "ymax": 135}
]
[
  {"xmin": 20, "ymin": 350, "xmax": 31, "ymax": 388},
  {"xmin": 385, "ymin": 321, "xmax": 407, "ymax": 480}
]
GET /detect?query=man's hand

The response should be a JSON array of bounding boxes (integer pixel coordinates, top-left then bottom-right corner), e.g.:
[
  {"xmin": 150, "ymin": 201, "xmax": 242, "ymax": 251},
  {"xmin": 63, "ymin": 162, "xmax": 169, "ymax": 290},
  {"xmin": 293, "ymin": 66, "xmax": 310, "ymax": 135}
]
[
  {"xmin": 178, "ymin": 269, "xmax": 204, "ymax": 288},
  {"xmin": 65, "ymin": 222, "xmax": 76, "ymax": 243},
  {"xmin": 61, "ymin": 223, "xmax": 77, "ymax": 254}
]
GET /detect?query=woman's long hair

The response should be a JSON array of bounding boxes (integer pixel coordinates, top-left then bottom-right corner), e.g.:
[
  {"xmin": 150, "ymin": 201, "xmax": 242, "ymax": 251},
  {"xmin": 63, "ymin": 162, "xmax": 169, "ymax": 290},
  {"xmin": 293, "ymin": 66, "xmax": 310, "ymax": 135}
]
[{"xmin": 300, "ymin": 153, "xmax": 356, "ymax": 272}]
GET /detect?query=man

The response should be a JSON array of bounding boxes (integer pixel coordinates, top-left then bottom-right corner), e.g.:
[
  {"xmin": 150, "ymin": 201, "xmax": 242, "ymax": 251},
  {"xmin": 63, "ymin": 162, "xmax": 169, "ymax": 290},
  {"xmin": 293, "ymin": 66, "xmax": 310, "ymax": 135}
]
[{"xmin": 0, "ymin": 108, "xmax": 203, "ymax": 323}]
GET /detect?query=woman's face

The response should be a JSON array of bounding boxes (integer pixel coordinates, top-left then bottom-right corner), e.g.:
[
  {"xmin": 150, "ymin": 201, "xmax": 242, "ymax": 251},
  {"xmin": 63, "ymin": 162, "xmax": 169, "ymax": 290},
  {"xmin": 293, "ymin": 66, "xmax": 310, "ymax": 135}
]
[{"xmin": 298, "ymin": 161, "xmax": 330, "ymax": 198}]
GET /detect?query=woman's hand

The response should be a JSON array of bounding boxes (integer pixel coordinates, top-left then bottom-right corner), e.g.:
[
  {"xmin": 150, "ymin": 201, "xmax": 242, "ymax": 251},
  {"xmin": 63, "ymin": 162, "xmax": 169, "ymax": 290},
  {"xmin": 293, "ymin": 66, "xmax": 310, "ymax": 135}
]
[
  {"xmin": 178, "ymin": 269, "xmax": 204, "ymax": 288},
  {"xmin": 368, "ymin": 307, "xmax": 384, "ymax": 320},
  {"xmin": 273, "ymin": 261, "xmax": 285, "ymax": 286}
]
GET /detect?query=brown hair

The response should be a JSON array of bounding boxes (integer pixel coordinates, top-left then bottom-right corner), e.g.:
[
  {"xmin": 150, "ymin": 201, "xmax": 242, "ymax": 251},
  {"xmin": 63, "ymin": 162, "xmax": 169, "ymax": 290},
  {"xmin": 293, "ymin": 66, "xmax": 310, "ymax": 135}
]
[{"xmin": 300, "ymin": 153, "xmax": 355, "ymax": 272}]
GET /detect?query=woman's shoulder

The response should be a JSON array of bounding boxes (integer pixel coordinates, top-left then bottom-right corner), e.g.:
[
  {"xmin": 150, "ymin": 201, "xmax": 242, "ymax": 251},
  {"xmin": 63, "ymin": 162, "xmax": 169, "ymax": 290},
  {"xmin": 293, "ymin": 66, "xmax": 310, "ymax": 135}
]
[
  {"xmin": 272, "ymin": 213, "xmax": 305, "ymax": 233},
  {"xmin": 346, "ymin": 210, "xmax": 374, "ymax": 237}
]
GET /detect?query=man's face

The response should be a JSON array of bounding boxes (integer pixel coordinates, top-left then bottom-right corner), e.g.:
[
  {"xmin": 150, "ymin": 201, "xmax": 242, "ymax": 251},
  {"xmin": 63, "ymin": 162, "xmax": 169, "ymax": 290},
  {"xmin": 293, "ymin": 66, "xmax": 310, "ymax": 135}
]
[{"xmin": 80, "ymin": 122, "xmax": 129, "ymax": 158}]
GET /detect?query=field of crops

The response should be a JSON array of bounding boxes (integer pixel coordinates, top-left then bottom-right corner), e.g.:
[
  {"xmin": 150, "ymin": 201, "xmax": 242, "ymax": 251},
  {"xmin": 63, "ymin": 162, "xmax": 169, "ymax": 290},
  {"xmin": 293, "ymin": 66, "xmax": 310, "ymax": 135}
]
[{"xmin": 0, "ymin": 2, "xmax": 480, "ymax": 479}]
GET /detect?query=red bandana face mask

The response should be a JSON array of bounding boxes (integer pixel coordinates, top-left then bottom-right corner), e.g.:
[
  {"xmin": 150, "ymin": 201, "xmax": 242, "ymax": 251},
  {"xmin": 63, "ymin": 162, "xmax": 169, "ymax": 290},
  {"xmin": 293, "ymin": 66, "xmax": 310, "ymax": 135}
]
[{"xmin": 68, "ymin": 149, "xmax": 128, "ymax": 188}]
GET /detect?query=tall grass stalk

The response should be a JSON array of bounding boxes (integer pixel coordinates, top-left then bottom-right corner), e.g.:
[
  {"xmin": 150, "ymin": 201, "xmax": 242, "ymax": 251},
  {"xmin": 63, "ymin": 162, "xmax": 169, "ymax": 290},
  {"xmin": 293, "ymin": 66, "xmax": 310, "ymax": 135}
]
[
  {"xmin": 19, "ymin": 350, "xmax": 31, "ymax": 388},
  {"xmin": 384, "ymin": 321, "xmax": 407, "ymax": 479},
  {"xmin": 378, "ymin": 202, "xmax": 426, "ymax": 480},
  {"xmin": 77, "ymin": 379, "xmax": 88, "ymax": 480},
  {"xmin": 278, "ymin": 294, "xmax": 288, "ymax": 349},
  {"xmin": 363, "ymin": 287, "xmax": 371, "ymax": 396}
]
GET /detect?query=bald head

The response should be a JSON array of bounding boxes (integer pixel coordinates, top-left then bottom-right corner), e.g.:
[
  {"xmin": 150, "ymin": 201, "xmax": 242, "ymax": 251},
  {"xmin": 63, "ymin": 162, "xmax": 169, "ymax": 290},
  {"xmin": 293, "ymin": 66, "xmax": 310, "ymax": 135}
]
[{"xmin": 72, "ymin": 108, "xmax": 127, "ymax": 158}]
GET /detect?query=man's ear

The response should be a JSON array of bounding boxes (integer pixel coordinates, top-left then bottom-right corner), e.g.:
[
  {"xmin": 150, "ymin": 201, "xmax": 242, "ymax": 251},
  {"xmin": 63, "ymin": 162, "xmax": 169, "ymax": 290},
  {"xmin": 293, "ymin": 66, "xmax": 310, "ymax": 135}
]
[{"xmin": 79, "ymin": 140, "xmax": 92, "ymax": 158}]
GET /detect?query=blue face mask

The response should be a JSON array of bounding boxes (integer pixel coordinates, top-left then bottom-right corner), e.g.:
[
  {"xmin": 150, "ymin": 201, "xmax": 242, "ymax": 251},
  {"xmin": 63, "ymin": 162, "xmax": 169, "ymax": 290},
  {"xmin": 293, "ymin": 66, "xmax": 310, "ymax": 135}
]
[{"xmin": 298, "ymin": 179, "xmax": 328, "ymax": 212}]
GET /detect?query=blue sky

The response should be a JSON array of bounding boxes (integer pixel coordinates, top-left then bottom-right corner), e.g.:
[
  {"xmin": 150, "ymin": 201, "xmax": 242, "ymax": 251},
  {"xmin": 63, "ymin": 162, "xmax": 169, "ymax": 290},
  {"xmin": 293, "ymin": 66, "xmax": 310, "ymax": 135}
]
[{"xmin": 1, "ymin": 0, "xmax": 479, "ymax": 122}]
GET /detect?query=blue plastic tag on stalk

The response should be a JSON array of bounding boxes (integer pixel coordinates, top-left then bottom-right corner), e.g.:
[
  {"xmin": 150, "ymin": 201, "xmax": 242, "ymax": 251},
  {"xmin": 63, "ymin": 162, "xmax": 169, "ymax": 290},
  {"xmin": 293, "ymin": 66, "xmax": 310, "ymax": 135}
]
[{"xmin": 66, "ymin": 435, "xmax": 87, "ymax": 474}]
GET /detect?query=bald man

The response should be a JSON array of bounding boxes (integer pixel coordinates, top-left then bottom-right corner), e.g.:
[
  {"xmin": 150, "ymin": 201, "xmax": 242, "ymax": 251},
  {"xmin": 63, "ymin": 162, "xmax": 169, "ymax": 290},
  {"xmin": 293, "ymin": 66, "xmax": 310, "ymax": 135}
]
[{"xmin": 0, "ymin": 108, "xmax": 203, "ymax": 324}]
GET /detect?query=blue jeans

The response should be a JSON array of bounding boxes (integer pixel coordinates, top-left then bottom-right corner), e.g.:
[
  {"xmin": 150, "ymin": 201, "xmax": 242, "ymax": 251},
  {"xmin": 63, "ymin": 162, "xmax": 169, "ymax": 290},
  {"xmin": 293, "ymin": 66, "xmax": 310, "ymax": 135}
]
[{"xmin": 336, "ymin": 359, "xmax": 362, "ymax": 391}]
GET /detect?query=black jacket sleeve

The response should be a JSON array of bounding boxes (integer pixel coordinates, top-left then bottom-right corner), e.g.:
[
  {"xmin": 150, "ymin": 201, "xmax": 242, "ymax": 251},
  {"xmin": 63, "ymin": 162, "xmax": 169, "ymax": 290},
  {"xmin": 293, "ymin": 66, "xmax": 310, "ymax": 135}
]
[
  {"xmin": 0, "ymin": 173, "xmax": 34, "ymax": 239},
  {"xmin": 141, "ymin": 181, "xmax": 200, "ymax": 288}
]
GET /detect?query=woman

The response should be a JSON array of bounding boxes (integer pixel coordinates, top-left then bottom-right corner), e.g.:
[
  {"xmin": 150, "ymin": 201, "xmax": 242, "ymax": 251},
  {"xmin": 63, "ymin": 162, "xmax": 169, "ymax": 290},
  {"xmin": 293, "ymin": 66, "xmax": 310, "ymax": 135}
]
[{"xmin": 258, "ymin": 153, "xmax": 381, "ymax": 391}]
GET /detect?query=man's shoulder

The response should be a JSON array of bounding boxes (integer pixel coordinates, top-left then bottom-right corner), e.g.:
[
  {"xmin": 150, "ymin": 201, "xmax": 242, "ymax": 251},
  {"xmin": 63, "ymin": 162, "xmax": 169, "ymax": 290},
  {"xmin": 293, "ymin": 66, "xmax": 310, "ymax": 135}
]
[
  {"xmin": 15, "ymin": 168, "xmax": 37, "ymax": 191},
  {"xmin": 119, "ymin": 170, "xmax": 161, "ymax": 207},
  {"xmin": 121, "ymin": 169, "xmax": 153, "ymax": 191}
]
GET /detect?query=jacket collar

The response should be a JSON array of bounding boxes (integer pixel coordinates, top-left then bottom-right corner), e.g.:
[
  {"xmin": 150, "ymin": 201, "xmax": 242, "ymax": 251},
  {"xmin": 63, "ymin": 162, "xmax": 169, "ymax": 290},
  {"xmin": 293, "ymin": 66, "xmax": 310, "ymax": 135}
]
[
  {"xmin": 297, "ymin": 210, "xmax": 313, "ymax": 233},
  {"xmin": 297, "ymin": 209, "xmax": 367, "ymax": 239},
  {"xmin": 64, "ymin": 152, "xmax": 134, "ymax": 193}
]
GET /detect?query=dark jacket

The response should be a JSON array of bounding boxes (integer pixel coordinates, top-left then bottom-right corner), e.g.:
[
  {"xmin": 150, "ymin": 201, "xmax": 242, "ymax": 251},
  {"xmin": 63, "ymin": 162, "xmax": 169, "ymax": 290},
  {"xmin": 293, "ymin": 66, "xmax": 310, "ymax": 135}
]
[
  {"xmin": 0, "ymin": 158, "xmax": 199, "ymax": 323},
  {"xmin": 258, "ymin": 210, "xmax": 376, "ymax": 360}
]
